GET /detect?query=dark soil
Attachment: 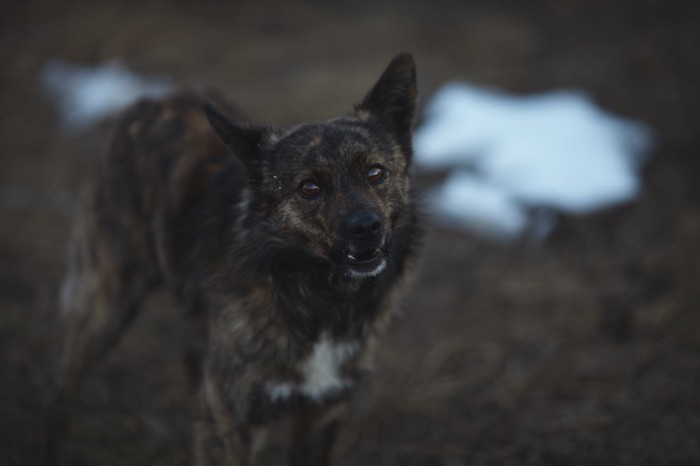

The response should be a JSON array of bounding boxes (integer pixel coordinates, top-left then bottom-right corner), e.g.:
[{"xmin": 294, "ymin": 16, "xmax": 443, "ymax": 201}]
[{"xmin": 1, "ymin": 0, "xmax": 699, "ymax": 464}]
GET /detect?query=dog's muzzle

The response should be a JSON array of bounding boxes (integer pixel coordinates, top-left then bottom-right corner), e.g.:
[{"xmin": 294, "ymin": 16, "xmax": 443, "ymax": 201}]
[{"xmin": 341, "ymin": 212, "xmax": 388, "ymax": 278}]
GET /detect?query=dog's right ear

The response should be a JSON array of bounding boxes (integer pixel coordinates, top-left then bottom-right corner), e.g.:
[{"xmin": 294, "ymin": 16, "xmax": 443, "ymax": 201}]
[
  {"xmin": 203, "ymin": 103, "xmax": 264, "ymax": 182},
  {"xmin": 356, "ymin": 53, "xmax": 417, "ymax": 156}
]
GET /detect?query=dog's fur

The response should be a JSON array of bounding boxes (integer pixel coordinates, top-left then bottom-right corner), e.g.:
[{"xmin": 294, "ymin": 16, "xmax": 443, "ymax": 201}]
[{"xmin": 51, "ymin": 53, "xmax": 420, "ymax": 465}]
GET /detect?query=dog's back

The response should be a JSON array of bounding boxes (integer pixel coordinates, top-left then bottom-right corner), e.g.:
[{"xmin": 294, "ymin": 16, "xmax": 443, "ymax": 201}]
[
  {"xmin": 54, "ymin": 90, "xmax": 239, "ymax": 425},
  {"xmin": 61, "ymin": 91, "xmax": 241, "ymax": 301}
]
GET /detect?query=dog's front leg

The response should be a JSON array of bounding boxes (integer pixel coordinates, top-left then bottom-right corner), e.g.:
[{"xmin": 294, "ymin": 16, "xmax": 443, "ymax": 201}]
[
  {"xmin": 194, "ymin": 371, "xmax": 260, "ymax": 466},
  {"xmin": 289, "ymin": 401, "xmax": 347, "ymax": 466}
]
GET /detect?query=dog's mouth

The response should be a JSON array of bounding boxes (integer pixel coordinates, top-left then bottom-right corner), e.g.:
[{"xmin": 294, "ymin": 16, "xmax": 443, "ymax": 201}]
[
  {"xmin": 346, "ymin": 248, "xmax": 381, "ymax": 264},
  {"xmin": 343, "ymin": 247, "xmax": 388, "ymax": 278}
]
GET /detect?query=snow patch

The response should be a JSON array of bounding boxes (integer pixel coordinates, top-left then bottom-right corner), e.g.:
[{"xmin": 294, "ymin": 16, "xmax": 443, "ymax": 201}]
[
  {"xmin": 414, "ymin": 83, "xmax": 653, "ymax": 239},
  {"xmin": 41, "ymin": 58, "xmax": 175, "ymax": 133}
]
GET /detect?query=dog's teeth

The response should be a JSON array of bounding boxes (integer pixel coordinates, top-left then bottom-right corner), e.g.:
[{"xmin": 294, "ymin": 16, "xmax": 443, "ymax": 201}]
[{"xmin": 347, "ymin": 254, "xmax": 356, "ymax": 260}]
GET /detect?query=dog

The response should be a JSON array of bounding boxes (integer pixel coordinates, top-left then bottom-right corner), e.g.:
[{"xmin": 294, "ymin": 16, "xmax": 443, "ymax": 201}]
[{"xmin": 50, "ymin": 53, "xmax": 420, "ymax": 466}]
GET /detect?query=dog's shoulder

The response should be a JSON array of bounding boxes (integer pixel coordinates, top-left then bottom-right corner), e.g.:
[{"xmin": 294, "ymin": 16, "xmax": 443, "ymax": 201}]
[
  {"xmin": 101, "ymin": 90, "xmax": 250, "ymax": 284},
  {"xmin": 107, "ymin": 89, "xmax": 237, "ymax": 173}
]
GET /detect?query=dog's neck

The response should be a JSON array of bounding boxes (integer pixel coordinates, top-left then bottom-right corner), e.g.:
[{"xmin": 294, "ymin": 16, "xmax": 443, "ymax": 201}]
[{"xmin": 257, "ymin": 244, "xmax": 389, "ymax": 340}]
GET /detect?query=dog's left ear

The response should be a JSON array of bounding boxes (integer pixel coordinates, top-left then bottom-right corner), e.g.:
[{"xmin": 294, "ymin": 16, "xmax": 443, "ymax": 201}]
[
  {"xmin": 203, "ymin": 103, "xmax": 265, "ymax": 184},
  {"xmin": 356, "ymin": 53, "xmax": 417, "ymax": 154}
]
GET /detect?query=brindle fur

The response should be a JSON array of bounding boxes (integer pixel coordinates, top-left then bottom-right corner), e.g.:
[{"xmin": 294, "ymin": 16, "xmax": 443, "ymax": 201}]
[{"xmin": 50, "ymin": 53, "xmax": 420, "ymax": 465}]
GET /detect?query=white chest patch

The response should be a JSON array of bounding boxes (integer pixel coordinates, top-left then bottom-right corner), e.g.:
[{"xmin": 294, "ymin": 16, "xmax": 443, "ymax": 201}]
[{"xmin": 265, "ymin": 332, "xmax": 360, "ymax": 403}]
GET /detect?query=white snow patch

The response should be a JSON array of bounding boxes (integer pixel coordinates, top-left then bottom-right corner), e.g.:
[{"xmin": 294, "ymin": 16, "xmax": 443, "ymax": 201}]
[
  {"xmin": 428, "ymin": 172, "xmax": 527, "ymax": 240},
  {"xmin": 414, "ymin": 83, "xmax": 653, "ymax": 240},
  {"xmin": 41, "ymin": 58, "xmax": 175, "ymax": 133}
]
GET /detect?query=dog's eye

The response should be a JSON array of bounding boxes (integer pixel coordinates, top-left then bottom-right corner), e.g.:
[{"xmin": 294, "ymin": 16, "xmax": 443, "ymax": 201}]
[
  {"xmin": 298, "ymin": 180, "xmax": 321, "ymax": 198},
  {"xmin": 367, "ymin": 165, "xmax": 386, "ymax": 184}
]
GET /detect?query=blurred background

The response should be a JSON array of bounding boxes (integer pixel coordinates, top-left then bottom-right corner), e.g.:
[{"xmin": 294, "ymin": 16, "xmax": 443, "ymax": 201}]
[{"xmin": 1, "ymin": 0, "xmax": 699, "ymax": 464}]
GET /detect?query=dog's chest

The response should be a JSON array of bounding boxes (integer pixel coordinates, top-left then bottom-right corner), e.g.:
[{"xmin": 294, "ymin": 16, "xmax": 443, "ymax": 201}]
[{"xmin": 265, "ymin": 332, "xmax": 360, "ymax": 403}]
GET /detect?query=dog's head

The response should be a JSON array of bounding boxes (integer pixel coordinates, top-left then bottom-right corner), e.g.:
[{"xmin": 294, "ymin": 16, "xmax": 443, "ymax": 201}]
[{"xmin": 204, "ymin": 53, "xmax": 416, "ymax": 279}]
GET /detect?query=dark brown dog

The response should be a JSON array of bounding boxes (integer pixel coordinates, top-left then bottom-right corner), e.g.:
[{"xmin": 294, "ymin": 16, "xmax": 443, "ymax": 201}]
[{"xmin": 52, "ymin": 53, "xmax": 420, "ymax": 465}]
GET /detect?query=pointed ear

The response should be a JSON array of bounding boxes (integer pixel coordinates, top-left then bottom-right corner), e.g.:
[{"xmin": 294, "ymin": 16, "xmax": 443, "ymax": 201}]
[
  {"xmin": 356, "ymin": 53, "xmax": 417, "ymax": 150},
  {"xmin": 202, "ymin": 102, "xmax": 264, "ymax": 181}
]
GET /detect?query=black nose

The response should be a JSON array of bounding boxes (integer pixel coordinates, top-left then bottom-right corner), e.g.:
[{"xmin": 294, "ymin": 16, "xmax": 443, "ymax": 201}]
[{"xmin": 345, "ymin": 213, "xmax": 382, "ymax": 240}]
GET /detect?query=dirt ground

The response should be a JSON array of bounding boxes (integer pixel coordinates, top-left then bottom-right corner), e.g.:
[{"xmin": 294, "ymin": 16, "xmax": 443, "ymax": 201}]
[{"xmin": 1, "ymin": 0, "xmax": 700, "ymax": 464}]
